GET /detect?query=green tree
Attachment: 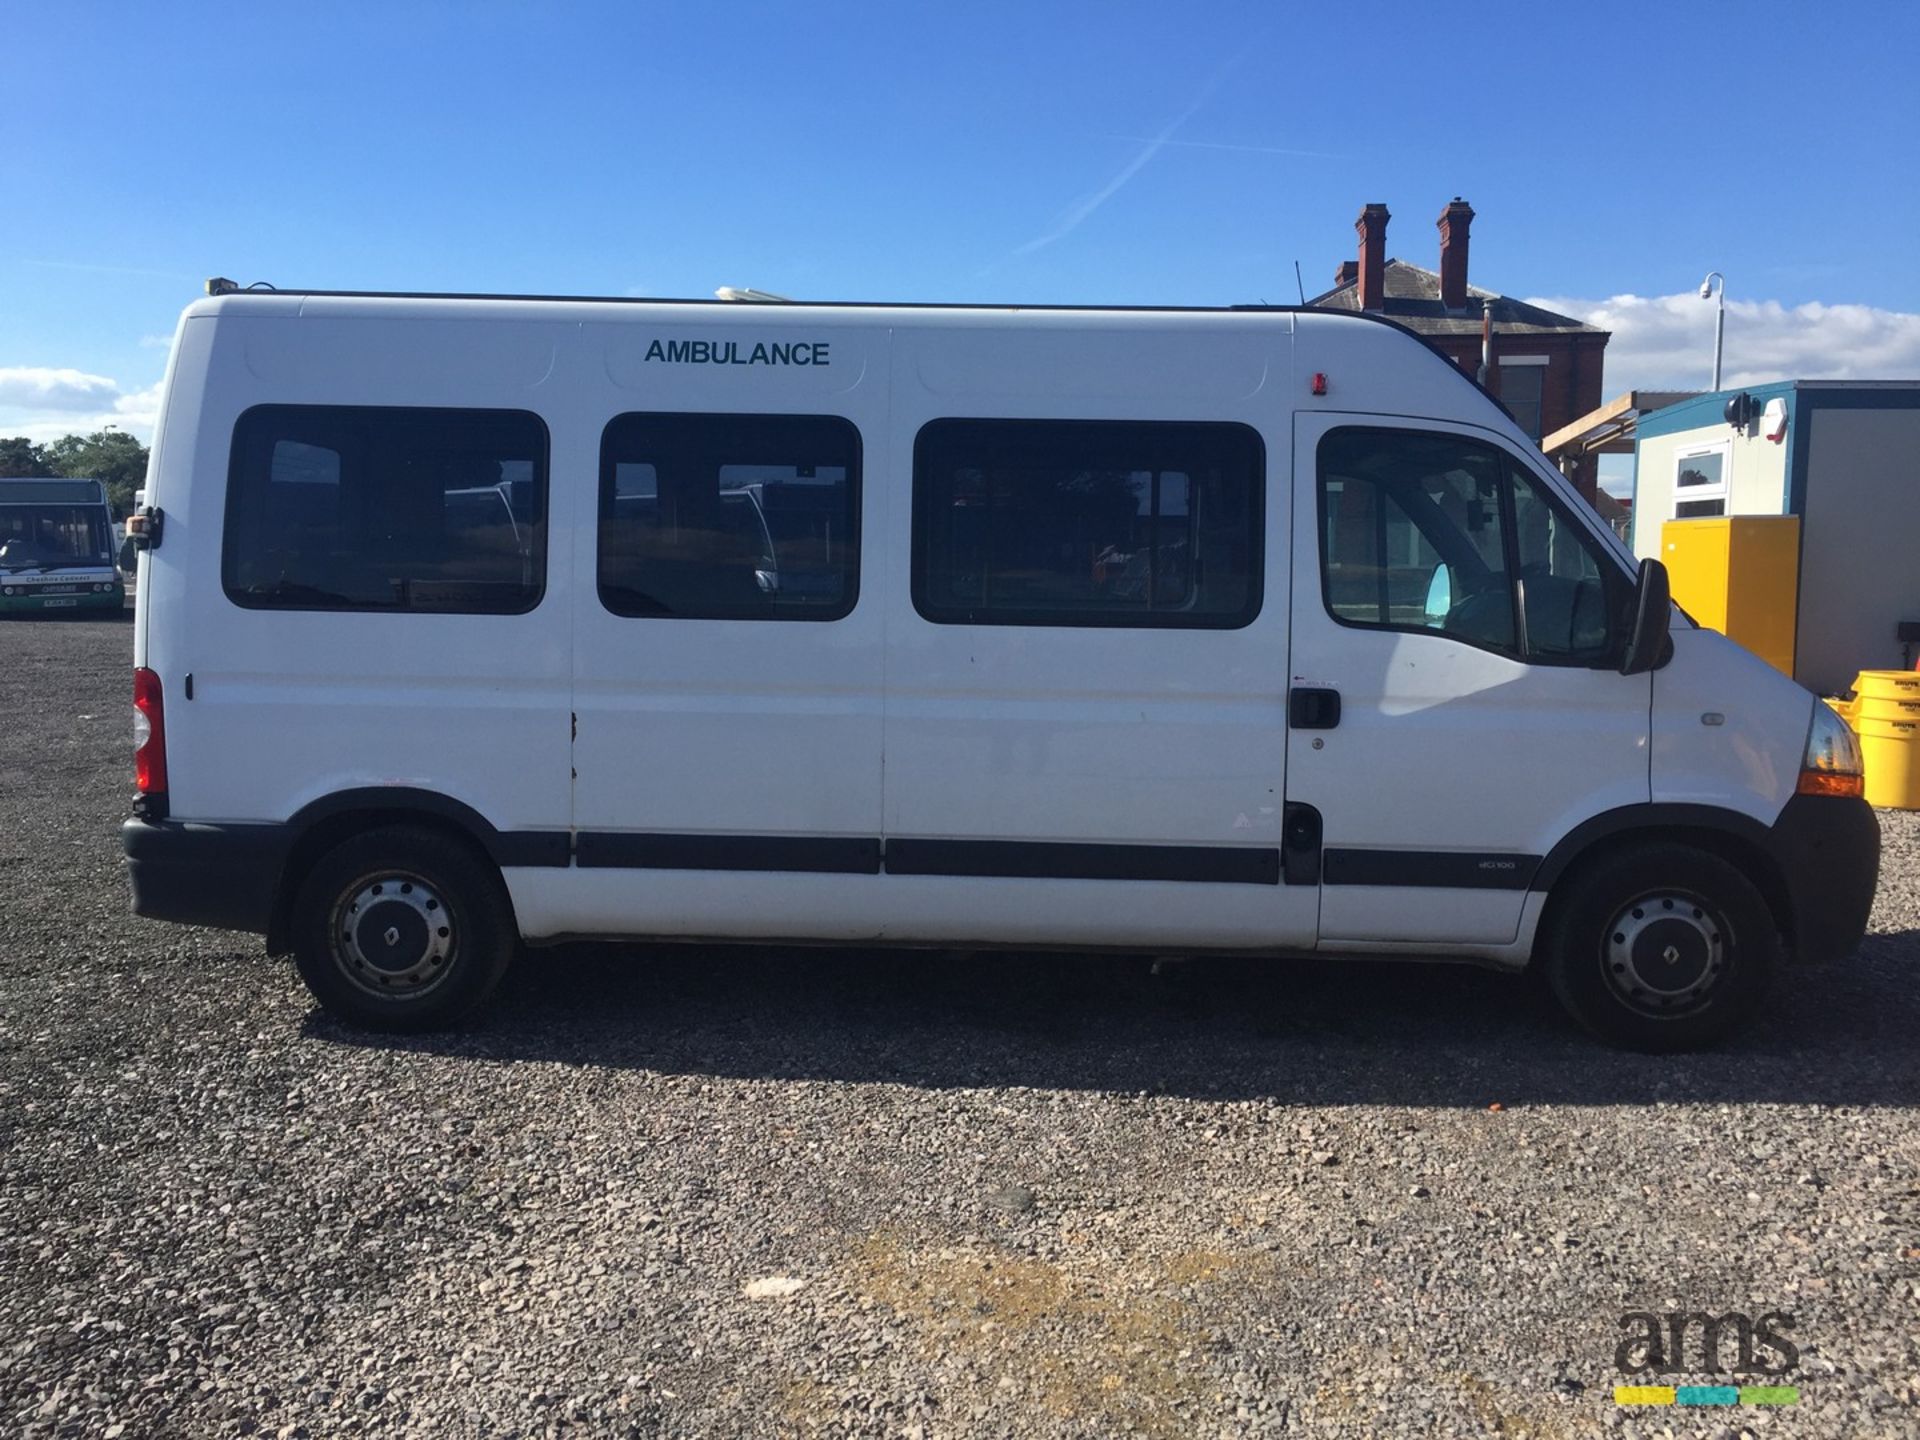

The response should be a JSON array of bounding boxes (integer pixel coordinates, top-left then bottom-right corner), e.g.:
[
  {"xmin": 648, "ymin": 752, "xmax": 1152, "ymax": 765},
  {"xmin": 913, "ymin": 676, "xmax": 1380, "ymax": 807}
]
[
  {"xmin": 0, "ymin": 436, "xmax": 56, "ymax": 478},
  {"xmin": 44, "ymin": 428, "xmax": 150, "ymax": 516}
]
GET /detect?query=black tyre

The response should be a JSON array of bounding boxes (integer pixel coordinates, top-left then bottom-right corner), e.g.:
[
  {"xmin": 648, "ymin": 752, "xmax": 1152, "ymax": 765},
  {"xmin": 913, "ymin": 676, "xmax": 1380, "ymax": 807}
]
[
  {"xmin": 290, "ymin": 824, "xmax": 517, "ymax": 1032},
  {"xmin": 1541, "ymin": 842, "xmax": 1780, "ymax": 1052}
]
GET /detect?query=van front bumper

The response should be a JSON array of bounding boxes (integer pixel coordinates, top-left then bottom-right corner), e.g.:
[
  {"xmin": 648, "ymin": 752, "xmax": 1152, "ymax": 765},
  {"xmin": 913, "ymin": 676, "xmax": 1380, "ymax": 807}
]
[
  {"xmin": 121, "ymin": 819, "xmax": 287, "ymax": 935},
  {"xmin": 1769, "ymin": 793, "xmax": 1880, "ymax": 965}
]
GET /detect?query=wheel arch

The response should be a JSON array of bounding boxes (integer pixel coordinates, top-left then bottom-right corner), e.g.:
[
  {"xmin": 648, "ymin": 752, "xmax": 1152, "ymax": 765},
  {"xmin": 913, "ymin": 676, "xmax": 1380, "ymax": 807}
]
[
  {"xmin": 1529, "ymin": 804, "xmax": 1793, "ymax": 962},
  {"xmin": 265, "ymin": 787, "xmax": 558, "ymax": 953}
]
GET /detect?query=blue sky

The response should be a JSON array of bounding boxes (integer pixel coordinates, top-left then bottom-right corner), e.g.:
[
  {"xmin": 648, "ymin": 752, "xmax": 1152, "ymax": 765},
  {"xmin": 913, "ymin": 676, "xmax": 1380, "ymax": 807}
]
[{"xmin": 5, "ymin": 0, "xmax": 1919, "ymax": 447}]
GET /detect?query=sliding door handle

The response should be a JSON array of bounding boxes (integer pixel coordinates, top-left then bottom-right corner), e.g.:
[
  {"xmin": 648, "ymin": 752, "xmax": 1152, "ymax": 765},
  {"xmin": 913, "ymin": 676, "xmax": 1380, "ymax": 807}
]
[{"xmin": 1289, "ymin": 686, "xmax": 1342, "ymax": 730}]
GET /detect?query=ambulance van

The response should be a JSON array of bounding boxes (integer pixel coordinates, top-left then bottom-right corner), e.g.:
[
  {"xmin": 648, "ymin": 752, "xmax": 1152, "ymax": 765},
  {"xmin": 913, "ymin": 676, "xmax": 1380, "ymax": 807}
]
[{"xmin": 121, "ymin": 290, "xmax": 1879, "ymax": 1049}]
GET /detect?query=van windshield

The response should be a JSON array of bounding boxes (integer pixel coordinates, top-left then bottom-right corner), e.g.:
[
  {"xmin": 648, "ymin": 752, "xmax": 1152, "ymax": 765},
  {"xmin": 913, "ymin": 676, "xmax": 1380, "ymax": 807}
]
[{"xmin": 0, "ymin": 505, "xmax": 114, "ymax": 570}]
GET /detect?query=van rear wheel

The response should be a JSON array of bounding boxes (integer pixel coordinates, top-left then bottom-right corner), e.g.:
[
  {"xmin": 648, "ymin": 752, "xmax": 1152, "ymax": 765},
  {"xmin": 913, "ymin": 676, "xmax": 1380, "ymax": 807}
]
[
  {"xmin": 290, "ymin": 825, "xmax": 517, "ymax": 1032},
  {"xmin": 1541, "ymin": 842, "xmax": 1779, "ymax": 1052}
]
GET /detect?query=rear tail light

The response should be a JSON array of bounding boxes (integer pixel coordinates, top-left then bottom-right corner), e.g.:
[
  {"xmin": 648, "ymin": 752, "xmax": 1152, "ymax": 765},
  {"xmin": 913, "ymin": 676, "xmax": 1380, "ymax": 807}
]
[{"xmin": 134, "ymin": 666, "xmax": 167, "ymax": 794}]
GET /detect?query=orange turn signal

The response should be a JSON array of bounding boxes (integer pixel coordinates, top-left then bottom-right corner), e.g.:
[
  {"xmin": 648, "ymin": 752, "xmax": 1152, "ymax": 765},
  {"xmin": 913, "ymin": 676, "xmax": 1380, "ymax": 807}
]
[{"xmin": 1797, "ymin": 768, "xmax": 1864, "ymax": 798}]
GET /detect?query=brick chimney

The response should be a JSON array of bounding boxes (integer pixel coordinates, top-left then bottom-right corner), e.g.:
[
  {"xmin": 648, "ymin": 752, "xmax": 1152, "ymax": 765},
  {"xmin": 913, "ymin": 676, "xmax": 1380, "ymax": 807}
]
[
  {"xmin": 1355, "ymin": 204, "xmax": 1389, "ymax": 310},
  {"xmin": 1438, "ymin": 197, "xmax": 1474, "ymax": 310},
  {"xmin": 1335, "ymin": 259, "xmax": 1359, "ymax": 290}
]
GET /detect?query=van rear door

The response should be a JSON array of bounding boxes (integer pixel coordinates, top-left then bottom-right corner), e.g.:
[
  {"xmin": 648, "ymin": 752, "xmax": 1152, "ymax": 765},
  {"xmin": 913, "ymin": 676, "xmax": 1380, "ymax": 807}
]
[{"xmin": 1287, "ymin": 413, "xmax": 1651, "ymax": 946}]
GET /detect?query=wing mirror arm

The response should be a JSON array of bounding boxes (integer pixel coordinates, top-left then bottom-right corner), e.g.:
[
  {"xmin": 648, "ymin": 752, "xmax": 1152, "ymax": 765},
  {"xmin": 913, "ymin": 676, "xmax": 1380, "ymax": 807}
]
[{"xmin": 1619, "ymin": 558, "xmax": 1675, "ymax": 675}]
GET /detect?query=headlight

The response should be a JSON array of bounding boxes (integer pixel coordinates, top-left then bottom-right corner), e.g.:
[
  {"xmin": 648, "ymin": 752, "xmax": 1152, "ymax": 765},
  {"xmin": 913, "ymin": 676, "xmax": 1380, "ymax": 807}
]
[{"xmin": 1797, "ymin": 701, "xmax": 1865, "ymax": 797}]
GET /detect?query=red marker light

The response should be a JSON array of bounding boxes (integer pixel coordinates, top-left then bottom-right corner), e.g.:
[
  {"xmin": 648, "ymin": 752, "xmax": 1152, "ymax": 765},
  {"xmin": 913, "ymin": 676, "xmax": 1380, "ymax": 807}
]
[{"xmin": 1311, "ymin": 372, "xmax": 1329, "ymax": 396}]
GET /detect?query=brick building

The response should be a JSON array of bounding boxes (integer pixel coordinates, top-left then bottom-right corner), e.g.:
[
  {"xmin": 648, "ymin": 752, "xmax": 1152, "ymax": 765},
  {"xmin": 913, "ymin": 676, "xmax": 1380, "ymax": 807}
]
[{"xmin": 1306, "ymin": 199, "xmax": 1610, "ymax": 503}]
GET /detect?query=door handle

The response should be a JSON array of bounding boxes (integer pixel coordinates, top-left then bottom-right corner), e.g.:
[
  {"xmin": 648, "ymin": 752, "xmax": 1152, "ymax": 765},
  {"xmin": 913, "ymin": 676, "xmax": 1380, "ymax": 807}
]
[{"xmin": 1289, "ymin": 686, "xmax": 1341, "ymax": 730}]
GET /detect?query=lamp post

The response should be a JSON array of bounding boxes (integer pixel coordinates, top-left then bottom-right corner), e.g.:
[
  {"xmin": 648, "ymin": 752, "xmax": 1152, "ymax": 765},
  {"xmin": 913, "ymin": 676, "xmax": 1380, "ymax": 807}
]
[{"xmin": 1699, "ymin": 272, "xmax": 1725, "ymax": 391}]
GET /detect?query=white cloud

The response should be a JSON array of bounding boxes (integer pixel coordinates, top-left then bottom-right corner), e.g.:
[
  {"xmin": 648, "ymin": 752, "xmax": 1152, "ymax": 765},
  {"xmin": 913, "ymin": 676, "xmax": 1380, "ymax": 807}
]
[
  {"xmin": 1, "ymin": 413, "xmax": 146, "ymax": 446},
  {"xmin": 0, "ymin": 366, "xmax": 120, "ymax": 411},
  {"xmin": 111, "ymin": 382, "xmax": 164, "ymax": 432},
  {"xmin": 0, "ymin": 367, "xmax": 164, "ymax": 444},
  {"xmin": 1526, "ymin": 291, "xmax": 1920, "ymax": 393}
]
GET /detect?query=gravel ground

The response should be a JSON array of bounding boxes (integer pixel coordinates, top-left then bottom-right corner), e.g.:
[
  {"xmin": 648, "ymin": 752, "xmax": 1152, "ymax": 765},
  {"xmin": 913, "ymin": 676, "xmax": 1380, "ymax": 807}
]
[{"xmin": 2, "ymin": 612, "xmax": 1917, "ymax": 1439}]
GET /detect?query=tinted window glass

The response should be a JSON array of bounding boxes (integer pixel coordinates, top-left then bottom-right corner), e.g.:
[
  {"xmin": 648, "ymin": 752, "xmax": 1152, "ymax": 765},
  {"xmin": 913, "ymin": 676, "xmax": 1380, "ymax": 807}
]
[
  {"xmin": 598, "ymin": 412, "xmax": 860, "ymax": 620},
  {"xmin": 224, "ymin": 406, "xmax": 547, "ymax": 613},
  {"xmin": 912, "ymin": 419, "xmax": 1262, "ymax": 628}
]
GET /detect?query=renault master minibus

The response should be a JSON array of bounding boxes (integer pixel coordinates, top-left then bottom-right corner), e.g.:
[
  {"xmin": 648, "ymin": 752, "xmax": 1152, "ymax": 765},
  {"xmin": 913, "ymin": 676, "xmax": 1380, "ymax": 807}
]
[{"xmin": 121, "ymin": 290, "xmax": 1879, "ymax": 1050}]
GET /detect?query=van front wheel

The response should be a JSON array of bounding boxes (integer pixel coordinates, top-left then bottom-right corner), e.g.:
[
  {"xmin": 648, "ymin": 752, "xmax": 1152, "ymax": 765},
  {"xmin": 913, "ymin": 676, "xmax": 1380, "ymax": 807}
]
[
  {"xmin": 290, "ymin": 825, "xmax": 517, "ymax": 1032},
  {"xmin": 1541, "ymin": 843, "xmax": 1779, "ymax": 1052}
]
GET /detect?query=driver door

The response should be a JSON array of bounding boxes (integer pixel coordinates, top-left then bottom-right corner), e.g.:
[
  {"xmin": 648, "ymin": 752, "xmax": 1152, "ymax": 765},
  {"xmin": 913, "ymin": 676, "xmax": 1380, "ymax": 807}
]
[{"xmin": 1287, "ymin": 414, "xmax": 1651, "ymax": 946}]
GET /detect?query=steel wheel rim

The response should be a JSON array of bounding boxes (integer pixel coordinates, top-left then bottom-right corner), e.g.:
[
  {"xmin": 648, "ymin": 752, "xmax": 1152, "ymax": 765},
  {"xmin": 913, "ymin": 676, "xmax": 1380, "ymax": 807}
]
[
  {"xmin": 329, "ymin": 870, "xmax": 456, "ymax": 999},
  {"xmin": 1601, "ymin": 889, "xmax": 1729, "ymax": 1018}
]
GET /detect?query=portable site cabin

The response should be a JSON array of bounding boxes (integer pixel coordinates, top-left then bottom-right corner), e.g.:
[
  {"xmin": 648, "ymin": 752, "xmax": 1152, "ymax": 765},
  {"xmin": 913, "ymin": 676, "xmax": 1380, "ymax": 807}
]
[{"xmin": 1629, "ymin": 381, "xmax": 1920, "ymax": 696}]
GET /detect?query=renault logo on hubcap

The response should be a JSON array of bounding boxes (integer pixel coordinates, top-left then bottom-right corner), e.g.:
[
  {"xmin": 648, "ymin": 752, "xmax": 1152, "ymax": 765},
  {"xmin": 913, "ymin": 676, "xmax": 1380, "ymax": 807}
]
[
  {"xmin": 1662, "ymin": 944, "xmax": 1681, "ymax": 964},
  {"xmin": 384, "ymin": 926, "xmax": 401, "ymax": 947}
]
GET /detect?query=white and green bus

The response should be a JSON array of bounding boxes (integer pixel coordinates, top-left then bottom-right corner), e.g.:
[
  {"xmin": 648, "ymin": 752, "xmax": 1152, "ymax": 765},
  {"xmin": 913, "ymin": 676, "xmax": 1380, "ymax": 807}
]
[{"xmin": 0, "ymin": 478, "xmax": 126, "ymax": 614}]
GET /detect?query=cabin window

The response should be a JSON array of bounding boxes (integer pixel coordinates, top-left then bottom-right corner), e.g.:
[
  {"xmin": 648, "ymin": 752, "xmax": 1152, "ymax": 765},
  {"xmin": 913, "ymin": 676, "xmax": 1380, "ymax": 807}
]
[
  {"xmin": 910, "ymin": 418, "xmax": 1262, "ymax": 628},
  {"xmin": 223, "ymin": 406, "xmax": 547, "ymax": 613},
  {"xmin": 597, "ymin": 412, "xmax": 860, "ymax": 620},
  {"xmin": 1673, "ymin": 443, "xmax": 1729, "ymax": 519}
]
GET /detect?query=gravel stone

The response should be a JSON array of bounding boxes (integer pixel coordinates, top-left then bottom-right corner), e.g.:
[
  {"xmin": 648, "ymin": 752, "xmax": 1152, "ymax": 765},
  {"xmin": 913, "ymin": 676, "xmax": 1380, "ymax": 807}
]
[{"xmin": 3, "ymin": 611, "xmax": 1919, "ymax": 1438}]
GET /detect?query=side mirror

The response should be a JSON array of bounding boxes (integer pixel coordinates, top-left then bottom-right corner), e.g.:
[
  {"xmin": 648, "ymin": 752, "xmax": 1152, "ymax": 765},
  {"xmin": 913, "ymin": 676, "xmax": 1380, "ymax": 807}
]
[{"xmin": 1619, "ymin": 558, "xmax": 1674, "ymax": 675}]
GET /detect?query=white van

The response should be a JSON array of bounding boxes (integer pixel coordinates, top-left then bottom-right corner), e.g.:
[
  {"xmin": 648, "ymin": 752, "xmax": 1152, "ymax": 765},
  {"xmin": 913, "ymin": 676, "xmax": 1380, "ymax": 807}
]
[{"xmin": 122, "ymin": 290, "xmax": 1879, "ymax": 1049}]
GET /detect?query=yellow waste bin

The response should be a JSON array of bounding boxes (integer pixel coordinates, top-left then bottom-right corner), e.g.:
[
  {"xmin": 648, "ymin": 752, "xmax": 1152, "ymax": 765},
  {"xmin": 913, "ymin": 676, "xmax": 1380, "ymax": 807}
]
[
  {"xmin": 1661, "ymin": 516, "xmax": 1801, "ymax": 677},
  {"xmin": 1850, "ymin": 670, "xmax": 1920, "ymax": 809}
]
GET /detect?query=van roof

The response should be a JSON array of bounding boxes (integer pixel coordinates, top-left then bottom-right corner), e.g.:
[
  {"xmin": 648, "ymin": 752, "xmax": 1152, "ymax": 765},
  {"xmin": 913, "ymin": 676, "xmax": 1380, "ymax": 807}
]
[
  {"xmin": 180, "ymin": 287, "xmax": 1517, "ymax": 425},
  {"xmin": 196, "ymin": 284, "xmax": 1334, "ymax": 316},
  {"xmin": 184, "ymin": 287, "xmax": 1427, "ymax": 329}
]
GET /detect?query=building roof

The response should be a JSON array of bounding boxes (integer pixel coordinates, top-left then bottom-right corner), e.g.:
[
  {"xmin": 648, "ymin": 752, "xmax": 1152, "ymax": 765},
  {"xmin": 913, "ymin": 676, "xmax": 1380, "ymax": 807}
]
[
  {"xmin": 1542, "ymin": 390, "xmax": 1701, "ymax": 459},
  {"xmin": 1636, "ymin": 379, "xmax": 1920, "ymax": 441},
  {"xmin": 1306, "ymin": 260, "xmax": 1605, "ymax": 338}
]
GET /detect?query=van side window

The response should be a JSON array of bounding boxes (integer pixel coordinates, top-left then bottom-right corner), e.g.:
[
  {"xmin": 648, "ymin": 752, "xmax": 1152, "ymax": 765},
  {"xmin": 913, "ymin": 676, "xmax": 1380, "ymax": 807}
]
[
  {"xmin": 598, "ymin": 412, "xmax": 860, "ymax": 620},
  {"xmin": 223, "ymin": 406, "xmax": 547, "ymax": 613},
  {"xmin": 1316, "ymin": 427, "xmax": 1618, "ymax": 663},
  {"xmin": 911, "ymin": 419, "xmax": 1262, "ymax": 628}
]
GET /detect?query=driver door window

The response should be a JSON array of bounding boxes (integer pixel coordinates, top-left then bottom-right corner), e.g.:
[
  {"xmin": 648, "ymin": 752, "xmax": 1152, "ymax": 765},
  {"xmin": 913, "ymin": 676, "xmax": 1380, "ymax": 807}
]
[
  {"xmin": 1319, "ymin": 428, "xmax": 1519, "ymax": 654},
  {"xmin": 1316, "ymin": 427, "xmax": 1617, "ymax": 664}
]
